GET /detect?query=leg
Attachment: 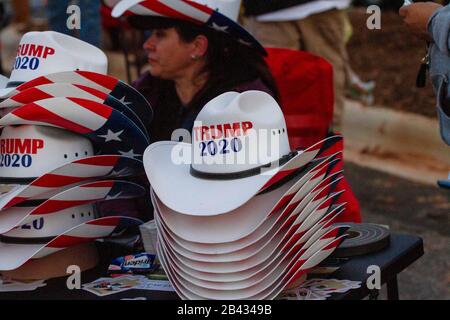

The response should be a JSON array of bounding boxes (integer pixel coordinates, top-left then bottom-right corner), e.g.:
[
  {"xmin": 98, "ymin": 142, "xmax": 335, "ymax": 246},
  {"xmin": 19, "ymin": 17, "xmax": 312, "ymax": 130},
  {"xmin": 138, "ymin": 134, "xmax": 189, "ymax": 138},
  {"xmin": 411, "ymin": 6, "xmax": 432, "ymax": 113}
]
[
  {"xmin": 78, "ymin": 0, "xmax": 101, "ymax": 47},
  {"xmin": 297, "ymin": 9, "xmax": 348, "ymax": 132},
  {"xmin": 243, "ymin": 17, "xmax": 300, "ymax": 50},
  {"xmin": 47, "ymin": 0, "xmax": 72, "ymax": 35},
  {"xmin": 387, "ymin": 276, "xmax": 400, "ymax": 300}
]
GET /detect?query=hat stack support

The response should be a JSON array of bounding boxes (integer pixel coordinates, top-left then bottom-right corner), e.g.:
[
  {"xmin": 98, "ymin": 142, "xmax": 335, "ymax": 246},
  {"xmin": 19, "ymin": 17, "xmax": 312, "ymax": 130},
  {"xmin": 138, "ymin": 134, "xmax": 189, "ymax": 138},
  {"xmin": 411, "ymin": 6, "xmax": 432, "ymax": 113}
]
[
  {"xmin": 0, "ymin": 31, "xmax": 154, "ymax": 277},
  {"xmin": 144, "ymin": 91, "xmax": 350, "ymax": 300}
]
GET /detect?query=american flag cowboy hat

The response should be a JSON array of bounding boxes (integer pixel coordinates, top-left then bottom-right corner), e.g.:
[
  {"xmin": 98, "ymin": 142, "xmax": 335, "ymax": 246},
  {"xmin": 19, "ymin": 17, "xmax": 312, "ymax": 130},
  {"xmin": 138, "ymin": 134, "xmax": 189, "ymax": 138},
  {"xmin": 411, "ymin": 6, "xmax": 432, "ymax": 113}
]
[
  {"xmin": 110, "ymin": 0, "xmax": 267, "ymax": 55},
  {"xmin": 0, "ymin": 70, "xmax": 154, "ymax": 127}
]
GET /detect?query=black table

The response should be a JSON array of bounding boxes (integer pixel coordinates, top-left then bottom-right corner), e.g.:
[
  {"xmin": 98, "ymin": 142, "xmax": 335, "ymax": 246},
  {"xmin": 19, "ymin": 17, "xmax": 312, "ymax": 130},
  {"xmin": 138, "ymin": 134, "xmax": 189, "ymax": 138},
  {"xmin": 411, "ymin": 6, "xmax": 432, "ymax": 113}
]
[{"xmin": 0, "ymin": 234, "xmax": 423, "ymax": 300}]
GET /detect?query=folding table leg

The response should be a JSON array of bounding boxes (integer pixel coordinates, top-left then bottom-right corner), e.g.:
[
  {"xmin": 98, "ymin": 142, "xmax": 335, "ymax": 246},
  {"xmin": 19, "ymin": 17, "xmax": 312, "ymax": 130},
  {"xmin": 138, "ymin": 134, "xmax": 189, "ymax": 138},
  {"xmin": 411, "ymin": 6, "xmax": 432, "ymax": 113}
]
[{"xmin": 387, "ymin": 276, "xmax": 400, "ymax": 300}]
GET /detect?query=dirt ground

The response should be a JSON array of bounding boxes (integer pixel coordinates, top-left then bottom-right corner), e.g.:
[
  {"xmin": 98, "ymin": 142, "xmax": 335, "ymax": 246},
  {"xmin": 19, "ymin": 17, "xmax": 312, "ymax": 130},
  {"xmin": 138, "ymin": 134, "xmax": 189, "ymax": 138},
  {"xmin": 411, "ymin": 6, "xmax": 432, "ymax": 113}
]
[
  {"xmin": 347, "ymin": 8, "xmax": 438, "ymax": 118},
  {"xmin": 345, "ymin": 162, "xmax": 449, "ymax": 300}
]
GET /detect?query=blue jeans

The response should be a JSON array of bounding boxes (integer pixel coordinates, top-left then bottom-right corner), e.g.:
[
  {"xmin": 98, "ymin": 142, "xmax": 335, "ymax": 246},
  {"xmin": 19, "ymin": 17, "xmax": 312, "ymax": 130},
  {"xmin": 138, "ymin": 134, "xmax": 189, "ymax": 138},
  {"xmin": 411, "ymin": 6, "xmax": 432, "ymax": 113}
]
[{"xmin": 47, "ymin": 0, "xmax": 101, "ymax": 47}]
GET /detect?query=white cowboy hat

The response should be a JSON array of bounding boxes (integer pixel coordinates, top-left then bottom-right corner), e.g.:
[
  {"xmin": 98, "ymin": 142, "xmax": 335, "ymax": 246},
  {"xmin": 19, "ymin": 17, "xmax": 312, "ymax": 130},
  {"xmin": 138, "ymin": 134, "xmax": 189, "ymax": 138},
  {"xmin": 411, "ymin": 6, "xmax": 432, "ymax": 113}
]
[
  {"xmin": 0, "ymin": 97, "xmax": 149, "ymax": 159},
  {"xmin": 0, "ymin": 31, "xmax": 107, "ymax": 98},
  {"xmin": 144, "ymin": 90, "xmax": 342, "ymax": 216},
  {"xmin": 111, "ymin": 0, "xmax": 267, "ymax": 55}
]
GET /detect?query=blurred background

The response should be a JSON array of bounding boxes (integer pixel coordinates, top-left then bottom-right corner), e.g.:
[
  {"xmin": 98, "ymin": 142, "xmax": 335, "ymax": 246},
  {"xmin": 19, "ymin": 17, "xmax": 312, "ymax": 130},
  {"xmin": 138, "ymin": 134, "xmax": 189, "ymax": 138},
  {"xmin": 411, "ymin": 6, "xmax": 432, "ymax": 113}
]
[{"xmin": 0, "ymin": 0, "xmax": 448, "ymax": 299}]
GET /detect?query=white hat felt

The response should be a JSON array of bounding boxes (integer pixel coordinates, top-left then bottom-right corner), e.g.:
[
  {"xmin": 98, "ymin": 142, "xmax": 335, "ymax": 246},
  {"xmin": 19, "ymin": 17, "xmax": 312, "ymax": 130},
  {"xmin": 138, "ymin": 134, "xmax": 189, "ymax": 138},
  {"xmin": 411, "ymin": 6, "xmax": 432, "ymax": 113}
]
[
  {"xmin": 0, "ymin": 180, "xmax": 145, "ymax": 234},
  {"xmin": 0, "ymin": 125, "xmax": 93, "ymax": 180},
  {"xmin": 0, "ymin": 154, "xmax": 143, "ymax": 212},
  {"xmin": 144, "ymin": 90, "xmax": 342, "ymax": 216},
  {"xmin": 0, "ymin": 31, "xmax": 107, "ymax": 98}
]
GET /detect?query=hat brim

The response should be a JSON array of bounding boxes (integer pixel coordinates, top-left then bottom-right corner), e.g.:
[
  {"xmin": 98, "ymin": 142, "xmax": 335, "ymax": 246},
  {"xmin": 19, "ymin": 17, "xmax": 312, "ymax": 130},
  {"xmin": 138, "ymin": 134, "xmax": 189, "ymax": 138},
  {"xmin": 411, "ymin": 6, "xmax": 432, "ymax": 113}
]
[
  {"xmin": 144, "ymin": 135, "xmax": 341, "ymax": 216},
  {"xmin": 157, "ymin": 227, "xmax": 347, "ymax": 299},
  {"xmin": 163, "ymin": 205, "xmax": 346, "ymax": 285},
  {"xmin": 112, "ymin": 0, "xmax": 267, "ymax": 56},
  {"xmin": 0, "ymin": 155, "xmax": 143, "ymax": 212},
  {"xmin": 152, "ymin": 155, "xmax": 342, "ymax": 256},
  {"xmin": 158, "ymin": 188, "xmax": 344, "ymax": 275},
  {"xmin": 151, "ymin": 154, "xmax": 341, "ymax": 244},
  {"xmin": 0, "ymin": 83, "xmax": 149, "ymax": 138},
  {"xmin": 0, "ymin": 216, "xmax": 142, "ymax": 271},
  {"xmin": 154, "ymin": 170, "xmax": 344, "ymax": 265},
  {"xmin": 0, "ymin": 97, "xmax": 150, "ymax": 157},
  {"xmin": 0, "ymin": 180, "xmax": 145, "ymax": 234},
  {"xmin": 0, "ymin": 86, "xmax": 18, "ymax": 99},
  {"xmin": 159, "ymin": 223, "xmax": 347, "ymax": 293},
  {"xmin": 9, "ymin": 70, "xmax": 153, "ymax": 125}
]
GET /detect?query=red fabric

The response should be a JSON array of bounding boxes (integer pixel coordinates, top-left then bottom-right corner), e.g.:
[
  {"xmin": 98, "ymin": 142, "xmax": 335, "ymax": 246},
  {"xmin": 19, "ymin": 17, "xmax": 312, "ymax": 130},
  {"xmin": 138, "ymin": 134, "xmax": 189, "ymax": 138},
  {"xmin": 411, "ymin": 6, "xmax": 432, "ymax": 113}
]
[
  {"xmin": 101, "ymin": 3, "xmax": 122, "ymax": 29},
  {"xmin": 265, "ymin": 48, "xmax": 361, "ymax": 223}
]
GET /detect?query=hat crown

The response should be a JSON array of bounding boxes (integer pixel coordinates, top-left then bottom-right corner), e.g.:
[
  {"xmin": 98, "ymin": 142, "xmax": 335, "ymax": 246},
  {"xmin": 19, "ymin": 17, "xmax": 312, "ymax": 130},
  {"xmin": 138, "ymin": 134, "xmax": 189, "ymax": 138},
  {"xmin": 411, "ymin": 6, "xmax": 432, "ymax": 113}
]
[
  {"xmin": 8, "ymin": 31, "xmax": 107, "ymax": 86},
  {"xmin": 0, "ymin": 125, "xmax": 94, "ymax": 180},
  {"xmin": 191, "ymin": 91, "xmax": 290, "ymax": 175},
  {"xmin": 192, "ymin": 0, "xmax": 241, "ymax": 21}
]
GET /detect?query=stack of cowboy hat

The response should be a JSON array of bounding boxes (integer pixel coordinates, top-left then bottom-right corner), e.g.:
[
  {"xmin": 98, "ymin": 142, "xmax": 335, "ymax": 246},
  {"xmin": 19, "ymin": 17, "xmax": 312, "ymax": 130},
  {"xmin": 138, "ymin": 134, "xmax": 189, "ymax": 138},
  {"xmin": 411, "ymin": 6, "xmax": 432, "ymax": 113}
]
[
  {"xmin": 144, "ymin": 90, "xmax": 350, "ymax": 300},
  {"xmin": 0, "ymin": 31, "xmax": 153, "ymax": 279}
]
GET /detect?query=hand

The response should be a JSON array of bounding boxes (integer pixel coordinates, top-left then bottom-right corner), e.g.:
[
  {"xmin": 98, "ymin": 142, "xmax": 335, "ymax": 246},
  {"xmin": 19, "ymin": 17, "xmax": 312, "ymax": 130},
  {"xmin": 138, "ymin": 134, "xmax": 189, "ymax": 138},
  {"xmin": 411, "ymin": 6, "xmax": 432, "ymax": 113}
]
[{"xmin": 399, "ymin": 2, "xmax": 443, "ymax": 41}]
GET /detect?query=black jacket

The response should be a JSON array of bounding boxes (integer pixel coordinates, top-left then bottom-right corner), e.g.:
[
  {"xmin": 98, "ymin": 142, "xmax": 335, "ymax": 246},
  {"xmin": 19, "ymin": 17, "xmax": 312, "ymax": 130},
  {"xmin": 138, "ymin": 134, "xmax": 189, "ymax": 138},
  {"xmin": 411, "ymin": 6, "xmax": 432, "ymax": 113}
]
[{"xmin": 243, "ymin": 0, "xmax": 317, "ymax": 16}]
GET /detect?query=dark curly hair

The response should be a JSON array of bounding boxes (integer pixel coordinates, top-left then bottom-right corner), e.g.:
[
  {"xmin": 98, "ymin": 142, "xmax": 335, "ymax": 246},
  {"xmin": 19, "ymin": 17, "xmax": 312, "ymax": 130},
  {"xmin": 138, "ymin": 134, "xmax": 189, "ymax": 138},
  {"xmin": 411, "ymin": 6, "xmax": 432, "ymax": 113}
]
[{"xmin": 130, "ymin": 16, "xmax": 279, "ymax": 142}]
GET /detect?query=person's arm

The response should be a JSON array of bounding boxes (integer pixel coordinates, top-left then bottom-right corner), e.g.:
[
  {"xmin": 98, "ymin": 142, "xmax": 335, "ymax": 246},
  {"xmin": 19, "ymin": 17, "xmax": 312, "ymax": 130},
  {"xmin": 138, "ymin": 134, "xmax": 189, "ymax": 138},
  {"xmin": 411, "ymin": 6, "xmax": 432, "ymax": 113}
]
[
  {"xmin": 399, "ymin": 2, "xmax": 443, "ymax": 41},
  {"xmin": 437, "ymin": 106, "xmax": 450, "ymax": 145},
  {"xmin": 428, "ymin": 4, "xmax": 450, "ymax": 55}
]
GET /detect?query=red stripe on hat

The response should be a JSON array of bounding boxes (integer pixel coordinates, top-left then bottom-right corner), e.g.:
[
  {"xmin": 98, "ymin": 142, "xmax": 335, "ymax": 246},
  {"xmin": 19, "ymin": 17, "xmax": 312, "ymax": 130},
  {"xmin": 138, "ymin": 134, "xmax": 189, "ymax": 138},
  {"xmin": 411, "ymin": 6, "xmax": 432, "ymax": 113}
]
[
  {"xmin": 75, "ymin": 155, "xmax": 119, "ymax": 166},
  {"xmin": 140, "ymin": 1, "xmax": 203, "ymax": 25},
  {"xmin": 286, "ymin": 260, "xmax": 307, "ymax": 280},
  {"xmin": 32, "ymin": 199, "xmax": 95, "ymax": 215},
  {"xmin": 322, "ymin": 238, "xmax": 341, "ymax": 251},
  {"xmin": 76, "ymin": 71, "xmax": 118, "ymax": 90},
  {"xmin": 16, "ymin": 77, "xmax": 53, "ymax": 92},
  {"xmin": 88, "ymin": 217, "xmax": 120, "ymax": 226},
  {"xmin": 75, "ymin": 84, "xmax": 108, "ymax": 101},
  {"xmin": 82, "ymin": 181, "xmax": 114, "ymax": 188},
  {"xmin": 12, "ymin": 103, "xmax": 92, "ymax": 134},
  {"xmin": 67, "ymin": 98, "xmax": 112, "ymax": 119},
  {"xmin": 10, "ymin": 88, "xmax": 53, "ymax": 104},
  {"xmin": 4, "ymin": 196, "xmax": 28, "ymax": 208},
  {"xmin": 31, "ymin": 174, "xmax": 88, "ymax": 188},
  {"xmin": 271, "ymin": 194, "xmax": 292, "ymax": 213},
  {"xmin": 47, "ymin": 235, "xmax": 95, "ymax": 248},
  {"xmin": 183, "ymin": 0, "xmax": 214, "ymax": 15},
  {"xmin": 261, "ymin": 167, "xmax": 297, "ymax": 191},
  {"xmin": 287, "ymin": 269, "xmax": 308, "ymax": 286}
]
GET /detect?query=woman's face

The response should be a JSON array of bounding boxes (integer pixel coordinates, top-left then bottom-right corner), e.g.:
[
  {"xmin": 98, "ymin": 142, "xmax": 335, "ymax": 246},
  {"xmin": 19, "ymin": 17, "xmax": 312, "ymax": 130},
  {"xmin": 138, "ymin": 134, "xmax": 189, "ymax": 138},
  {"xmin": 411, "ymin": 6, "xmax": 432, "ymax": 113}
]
[{"xmin": 143, "ymin": 28, "xmax": 198, "ymax": 80}]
